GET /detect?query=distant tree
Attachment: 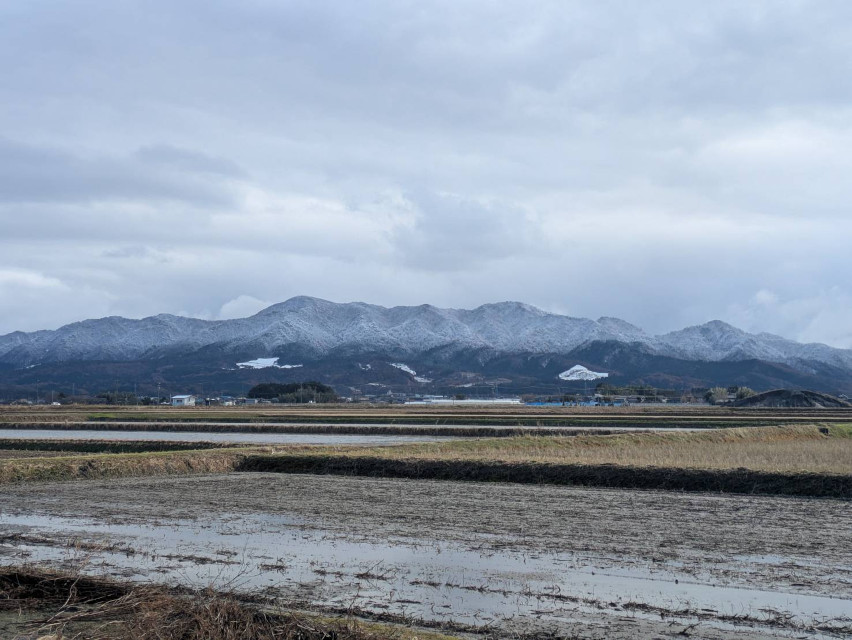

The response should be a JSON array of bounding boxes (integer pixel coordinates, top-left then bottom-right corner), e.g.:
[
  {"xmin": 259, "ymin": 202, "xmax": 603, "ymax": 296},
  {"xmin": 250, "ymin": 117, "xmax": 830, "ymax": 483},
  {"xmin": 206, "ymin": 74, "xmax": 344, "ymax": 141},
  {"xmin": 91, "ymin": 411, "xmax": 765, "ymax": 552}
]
[
  {"xmin": 454, "ymin": 394, "xmax": 467, "ymax": 400},
  {"xmin": 248, "ymin": 382, "xmax": 338, "ymax": 403},
  {"xmin": 705, "ymin": 387, "xmax": 729, "ymax": 405},
  {"xmin": 736, "ymin": 387, "xmax": 757, "ymax": 400},
  {"xmin": 95, "ymin": 391, "xmax": 138, "ymax": 405},
  {"xmin": 247, "ymin": 383, "xmax": 289, "ymax": 399}
]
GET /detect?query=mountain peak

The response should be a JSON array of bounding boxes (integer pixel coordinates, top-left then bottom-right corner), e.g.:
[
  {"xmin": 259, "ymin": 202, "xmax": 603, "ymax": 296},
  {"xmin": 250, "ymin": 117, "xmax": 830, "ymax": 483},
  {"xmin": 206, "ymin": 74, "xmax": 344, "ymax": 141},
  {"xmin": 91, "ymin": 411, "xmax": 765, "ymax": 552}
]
[
  {"xmin": 256, "ymin": 296, "xmax": 331, "ymax": 316},
  {"xmin": 473, "ymin": 301, "xmax": 549, "ymax": 316},
  {"xmin": 699, "ymin": 320, "xmax": 741, "ymax": 333}
]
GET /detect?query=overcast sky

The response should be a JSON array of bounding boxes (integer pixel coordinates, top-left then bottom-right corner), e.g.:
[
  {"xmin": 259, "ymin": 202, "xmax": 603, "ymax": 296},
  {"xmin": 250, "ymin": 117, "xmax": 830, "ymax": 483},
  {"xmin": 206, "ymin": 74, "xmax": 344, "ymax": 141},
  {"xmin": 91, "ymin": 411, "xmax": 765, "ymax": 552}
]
[{"xmin": 1, "ymin": 1, "xmax": 851, "ymax": 347}]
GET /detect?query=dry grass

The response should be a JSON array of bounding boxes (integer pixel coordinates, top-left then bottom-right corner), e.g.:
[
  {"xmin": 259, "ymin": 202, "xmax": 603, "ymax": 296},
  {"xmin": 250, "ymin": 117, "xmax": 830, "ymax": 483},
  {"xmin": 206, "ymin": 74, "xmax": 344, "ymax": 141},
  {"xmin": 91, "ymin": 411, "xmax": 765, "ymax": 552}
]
[
  {"xmin": 0, "ymin": 449, "xmax": 75, "ymax": 460},
  {"xmin": 2, "ymin": 424, "xmax": 849, "ymax": 487},
  {"xmin": 305, "ymin": 424, "xmax": 852, "ymax": 474},
  {"xmin": 0, "ymin": 568, "xmax": 462, "ymax": 640},
  {"xmin": 0, "ymin": 448, "xmax": 253, "ymax": 484}
]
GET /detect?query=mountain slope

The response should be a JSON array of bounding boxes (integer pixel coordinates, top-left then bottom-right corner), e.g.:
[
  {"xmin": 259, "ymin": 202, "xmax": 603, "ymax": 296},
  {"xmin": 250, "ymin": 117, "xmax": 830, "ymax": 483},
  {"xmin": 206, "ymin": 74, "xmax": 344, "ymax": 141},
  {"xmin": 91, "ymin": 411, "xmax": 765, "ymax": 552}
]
[
  {"xmin": 2, "ymin": 297, "xmax": 851, "ymax": 375},
  {"xmin": 3, "ymin": 297, "xmax": 852, "ymax": 397},
  {"xmin": 658, "ymin": 320, "xmax": 852, "ymax": 369},
  {"xmin": 0, "ymin": 297, "xmax": 655, "ymax": 367}
]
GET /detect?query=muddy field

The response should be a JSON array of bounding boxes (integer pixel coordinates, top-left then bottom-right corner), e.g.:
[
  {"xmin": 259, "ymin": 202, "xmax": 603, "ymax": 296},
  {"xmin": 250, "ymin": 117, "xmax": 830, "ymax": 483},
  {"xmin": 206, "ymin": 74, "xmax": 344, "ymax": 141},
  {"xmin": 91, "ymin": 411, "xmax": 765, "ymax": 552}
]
[{"xmin": 1, "ymin": 473, "xmax": 850, "ymax": 639}]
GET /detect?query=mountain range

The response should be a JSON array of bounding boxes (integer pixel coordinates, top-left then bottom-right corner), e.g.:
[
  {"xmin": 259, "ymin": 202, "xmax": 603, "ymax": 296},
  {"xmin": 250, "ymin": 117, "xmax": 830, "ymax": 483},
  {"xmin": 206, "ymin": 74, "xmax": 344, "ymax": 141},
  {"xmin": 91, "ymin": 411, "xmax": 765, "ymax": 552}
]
[{"xmin": 1, "ymin": 296, "xmax": 851, "ymax": 397}]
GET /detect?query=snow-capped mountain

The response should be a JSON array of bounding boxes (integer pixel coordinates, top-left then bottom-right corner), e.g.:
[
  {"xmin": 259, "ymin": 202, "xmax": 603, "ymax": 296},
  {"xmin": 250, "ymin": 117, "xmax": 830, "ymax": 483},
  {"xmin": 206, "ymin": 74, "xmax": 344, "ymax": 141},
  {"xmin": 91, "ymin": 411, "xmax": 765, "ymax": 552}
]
[
  {"xmin": 656, "ymin": 320, "xmax": 852, "ymax": 370},
  {"xmin": 0, "ymin": 297, "xmax": 650, "ymax": 366},
  {"xmin": 1, "ymin": 296, "xmax": 851, "ymax": 374}
]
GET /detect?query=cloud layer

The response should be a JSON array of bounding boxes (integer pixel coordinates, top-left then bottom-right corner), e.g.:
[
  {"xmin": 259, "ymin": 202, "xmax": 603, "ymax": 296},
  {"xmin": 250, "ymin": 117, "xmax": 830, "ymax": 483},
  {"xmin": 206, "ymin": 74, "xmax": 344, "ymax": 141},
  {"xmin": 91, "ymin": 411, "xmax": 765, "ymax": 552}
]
[{"xmin": 1, "ymin": 1, "xmax": 851, "ymax": 346}]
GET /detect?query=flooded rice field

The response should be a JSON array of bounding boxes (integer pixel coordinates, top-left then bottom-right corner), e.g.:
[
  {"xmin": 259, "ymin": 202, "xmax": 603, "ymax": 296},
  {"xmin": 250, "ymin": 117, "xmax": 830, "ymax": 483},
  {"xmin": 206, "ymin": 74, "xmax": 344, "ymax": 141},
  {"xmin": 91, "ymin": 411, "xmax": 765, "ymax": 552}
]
[
  {"xmin": 1, "ymin": 474, "xmax": 850, "ymax": 639},
  {"xmin": 0, "ymin": 429, "xmax": 456, "ymax": 445}
]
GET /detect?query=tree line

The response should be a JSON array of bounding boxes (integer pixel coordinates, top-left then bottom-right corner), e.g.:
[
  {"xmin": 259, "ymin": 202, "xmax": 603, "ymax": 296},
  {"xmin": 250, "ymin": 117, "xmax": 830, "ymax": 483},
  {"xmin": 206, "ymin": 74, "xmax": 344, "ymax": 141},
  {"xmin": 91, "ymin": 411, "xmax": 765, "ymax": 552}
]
[{"xmin": 247, "ymin": 382, "xmax": 338, "ymax": 403}]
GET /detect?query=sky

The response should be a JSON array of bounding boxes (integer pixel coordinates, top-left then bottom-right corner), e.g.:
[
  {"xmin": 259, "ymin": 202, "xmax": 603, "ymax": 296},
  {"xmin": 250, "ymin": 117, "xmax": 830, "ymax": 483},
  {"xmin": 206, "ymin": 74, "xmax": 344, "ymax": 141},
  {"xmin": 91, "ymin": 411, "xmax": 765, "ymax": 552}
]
[{"xmin": 1, "ymin": 0, "xmax": 851, "ymax": 347}]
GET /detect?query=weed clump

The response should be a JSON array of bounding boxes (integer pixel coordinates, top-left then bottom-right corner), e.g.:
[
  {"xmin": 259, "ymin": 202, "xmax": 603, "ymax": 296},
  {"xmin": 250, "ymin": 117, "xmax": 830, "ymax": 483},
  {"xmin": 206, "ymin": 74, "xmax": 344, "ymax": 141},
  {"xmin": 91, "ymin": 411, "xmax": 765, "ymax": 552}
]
[{"xmin": 0, "ymin": 568, "xmax": 417, "ymax": 640}]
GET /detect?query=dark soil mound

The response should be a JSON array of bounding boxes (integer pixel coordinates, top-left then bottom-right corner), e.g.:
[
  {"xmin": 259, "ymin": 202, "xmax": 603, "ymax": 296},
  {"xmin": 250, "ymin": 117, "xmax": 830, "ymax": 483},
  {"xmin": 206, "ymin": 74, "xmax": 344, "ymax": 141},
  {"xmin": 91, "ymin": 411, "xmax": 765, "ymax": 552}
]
[
  {"xmin": 239, "ymin": 454, "xmax": 852, "ymax": 498},
  {"xmin": 735, "ymin": 389, "xmax": 851, "ymax": 408}
]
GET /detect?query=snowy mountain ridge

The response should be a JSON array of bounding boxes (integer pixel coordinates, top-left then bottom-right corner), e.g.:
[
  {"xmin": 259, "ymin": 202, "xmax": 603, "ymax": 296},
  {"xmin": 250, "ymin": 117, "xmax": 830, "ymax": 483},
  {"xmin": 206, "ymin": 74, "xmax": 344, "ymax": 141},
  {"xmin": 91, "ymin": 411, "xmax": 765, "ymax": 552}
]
[{"xmin": 1, "ymin": 296, "xmax": 850, "ymax": 372}]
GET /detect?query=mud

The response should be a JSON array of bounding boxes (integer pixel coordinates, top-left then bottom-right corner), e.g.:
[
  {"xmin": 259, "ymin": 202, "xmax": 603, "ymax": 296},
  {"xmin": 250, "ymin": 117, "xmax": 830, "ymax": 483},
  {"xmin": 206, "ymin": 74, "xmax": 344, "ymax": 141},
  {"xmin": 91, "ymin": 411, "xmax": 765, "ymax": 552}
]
[
  {"xmin": 239, "ymin": 453, "xmax": 852, "ymax": 498},
  {"xmin": 1, "ymin": 474, "xmax": 850, "ymax": 639}
]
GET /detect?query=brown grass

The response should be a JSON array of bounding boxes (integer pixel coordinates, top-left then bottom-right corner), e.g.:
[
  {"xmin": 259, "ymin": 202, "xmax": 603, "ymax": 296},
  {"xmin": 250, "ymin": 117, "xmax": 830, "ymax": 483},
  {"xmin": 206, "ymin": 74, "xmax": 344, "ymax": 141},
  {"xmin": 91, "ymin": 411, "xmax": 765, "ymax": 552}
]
[
  {"xmin": 0, "ymin": 568, "xmax": 462, "ymax": 640},
  {"xmin": 2, "ymin": 425, "xmax": 849, "ymax": 490},
  {"xmin": 0, "ymin": 449, "xmax": 75, "ymax": 460},
  {"xmin": 0, "ymin": 448, "xmax": 252, "ymax": 484},
  {"xmin": 280, "ymin": 424, "xmax": 852, "ymax": 474}
]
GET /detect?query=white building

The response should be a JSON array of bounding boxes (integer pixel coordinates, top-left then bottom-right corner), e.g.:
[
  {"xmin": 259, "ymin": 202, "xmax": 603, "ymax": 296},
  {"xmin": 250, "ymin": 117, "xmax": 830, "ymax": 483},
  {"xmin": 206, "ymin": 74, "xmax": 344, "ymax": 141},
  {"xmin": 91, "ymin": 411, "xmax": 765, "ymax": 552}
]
[{"xmin": 171, "ymin": 394, "xmax": 197, "ymax": 407}]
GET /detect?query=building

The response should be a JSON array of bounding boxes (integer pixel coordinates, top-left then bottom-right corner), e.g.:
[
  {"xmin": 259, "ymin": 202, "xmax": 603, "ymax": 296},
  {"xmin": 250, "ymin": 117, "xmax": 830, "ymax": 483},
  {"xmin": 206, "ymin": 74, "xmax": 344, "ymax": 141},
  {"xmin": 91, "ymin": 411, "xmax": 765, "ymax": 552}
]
[
  {"xmin": 171, "ymin": 394, "xmax": 196, "ymax": 407},
  {"xmin": 405, "ymin": 396, "xmax": 522, "ymax": 405}
]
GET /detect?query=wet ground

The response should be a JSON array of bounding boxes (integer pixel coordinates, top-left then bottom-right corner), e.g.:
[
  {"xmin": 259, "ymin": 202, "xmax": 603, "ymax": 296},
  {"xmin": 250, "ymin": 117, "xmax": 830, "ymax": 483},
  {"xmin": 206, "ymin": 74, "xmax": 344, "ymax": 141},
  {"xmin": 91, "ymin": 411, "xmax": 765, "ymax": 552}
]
[
  {"xmin": 1, "ymin": 474, "xmax": 850, "ymax": 639},
  {"xmin": 0, "ymin": 429, "xmax": 457, "ymax": 445}
]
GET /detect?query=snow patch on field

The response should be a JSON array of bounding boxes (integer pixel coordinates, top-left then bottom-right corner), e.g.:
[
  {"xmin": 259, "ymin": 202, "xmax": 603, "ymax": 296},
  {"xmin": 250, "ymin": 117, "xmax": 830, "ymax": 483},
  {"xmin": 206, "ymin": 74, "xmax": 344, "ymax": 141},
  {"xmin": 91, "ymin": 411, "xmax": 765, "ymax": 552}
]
[
  {"xmin": 237, "ymin": 357, "xmax": 303, "ymax": 370},
  {"xmin": 558, "ymin": 365, "xmax": 609, "ymax": 381}
]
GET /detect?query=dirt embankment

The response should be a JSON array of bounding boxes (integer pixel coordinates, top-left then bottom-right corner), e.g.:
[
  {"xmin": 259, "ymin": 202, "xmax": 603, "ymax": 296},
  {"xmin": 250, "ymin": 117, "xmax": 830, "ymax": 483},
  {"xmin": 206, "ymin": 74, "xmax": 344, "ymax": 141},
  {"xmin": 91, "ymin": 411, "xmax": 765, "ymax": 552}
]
[
  {"xmin": 735, "ymin": 389, "xmax": 852, "ymax": 408},
  {"xmin": 0, "ymin": 448, "xmax": 249, "ymax": 485},
  {"xmin": 2, "ymin": 425, "xmax": 850, "ymax": 498},
  {"xmin": 0, "ymin": 438, "xmax": 241, "ymax": 454},
  {"xmin": 238, "ymin": 454, "xmax": 852, "ymax": 499},
  {"xmin": 237, "ymin": 425, "xmax": 852, "ymax": 498}
]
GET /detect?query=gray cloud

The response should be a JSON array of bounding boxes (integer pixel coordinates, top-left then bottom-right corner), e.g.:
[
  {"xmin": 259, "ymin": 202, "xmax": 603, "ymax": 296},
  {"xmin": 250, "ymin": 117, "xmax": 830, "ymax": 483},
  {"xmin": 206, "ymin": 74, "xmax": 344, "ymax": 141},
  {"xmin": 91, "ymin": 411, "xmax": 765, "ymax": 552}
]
[
  {"xmin": 0, "ymin": 1, "xmax": 850, "ymax": 347},
  {"xmin": 135, "ymin": 145, "xmax": 246, "ymax": 178},
  {"xmin": 0, "ymin": 138, "xmax": 242, "ymax": 206},
  {"xmin": 393, "ymin": 192, "xmax": 530, "ymax": 270}
]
